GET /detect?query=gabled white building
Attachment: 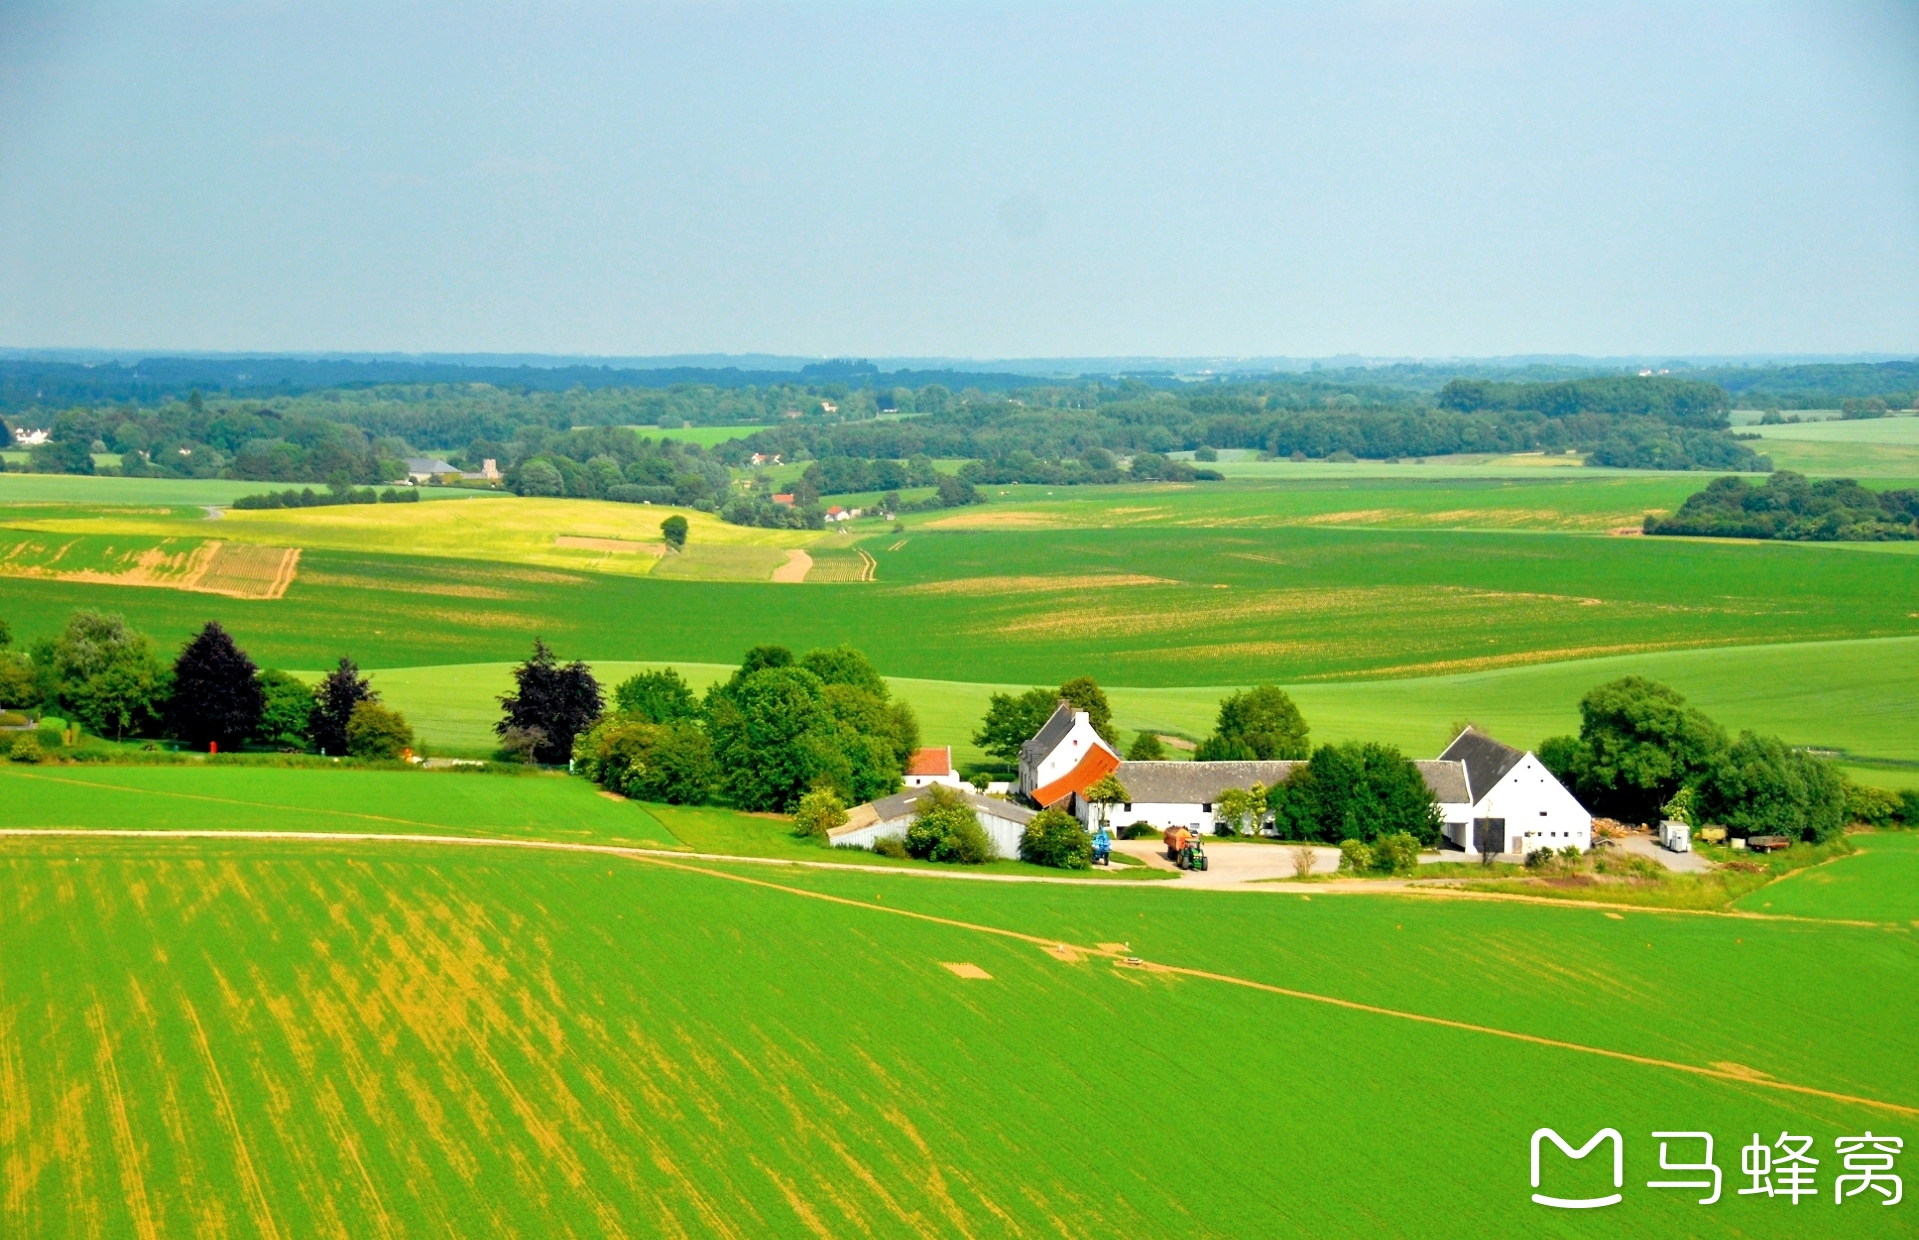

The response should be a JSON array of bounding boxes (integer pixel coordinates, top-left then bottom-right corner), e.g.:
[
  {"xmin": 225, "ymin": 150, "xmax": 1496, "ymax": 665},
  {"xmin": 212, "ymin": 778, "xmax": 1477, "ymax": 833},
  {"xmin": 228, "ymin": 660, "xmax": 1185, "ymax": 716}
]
[
  {"xmin": 902, "ymin": 746, "xmax": 967, "ymax": 790},
  {"xmin": 1431, "ymin": 729, "xmax": 1591, "ymax": 857},
  {"xmin": 1017, "ymin": 702, "xmax": 1119, "ymax": 808}
]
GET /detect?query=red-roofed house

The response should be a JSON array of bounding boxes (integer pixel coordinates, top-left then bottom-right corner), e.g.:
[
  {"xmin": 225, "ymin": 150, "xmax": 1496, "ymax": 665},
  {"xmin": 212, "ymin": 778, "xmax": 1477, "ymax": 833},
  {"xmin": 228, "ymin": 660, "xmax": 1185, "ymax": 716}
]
[
  {"xmin": 1017, "ymin": 702, "xmax": 1120, "ymax": 808},
  {"xmin": 772, "ymin": 493, "xmax": 795, "ymax": 505},
  {"xmin": 903, "ymin": 746, "xmax": 966, "ymax": 790}
]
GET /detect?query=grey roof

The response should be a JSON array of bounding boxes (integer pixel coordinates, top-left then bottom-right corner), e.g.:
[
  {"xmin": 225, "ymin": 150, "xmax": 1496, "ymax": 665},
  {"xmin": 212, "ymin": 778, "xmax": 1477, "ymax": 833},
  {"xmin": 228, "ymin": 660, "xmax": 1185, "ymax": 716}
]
[
  {"xmin": 1438, "ymin": 729, "xmax": 1527, "ymax": 802},
  {"xmin": 1417, "ymin": 760, "xmax": 1471, "ymax": 805},
  {"xmin": 405, "ymin": 456, "xmax": 457, "ymax": 473},
  {"xmin": 833, "ymin": 786, "xmax": 1035, "ymax": 836},
  {"xmin": 1110, "ymin": 761, "xmax": 1296, "ymax": 805},
  {"xmin": 1018, "ymin": 701, "xmax": 1076, "ymax": 764}
]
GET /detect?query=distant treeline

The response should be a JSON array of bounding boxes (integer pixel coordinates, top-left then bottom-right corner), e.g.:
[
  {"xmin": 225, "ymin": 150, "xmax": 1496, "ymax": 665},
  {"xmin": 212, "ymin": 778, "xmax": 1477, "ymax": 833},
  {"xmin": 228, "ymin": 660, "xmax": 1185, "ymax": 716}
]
[
  {"xmin": 1646, "ymin": 472, "xmax": 1919, "ymax": 542},
  {"xmin": 34, "ymin": 358, "xmax": 1919, "ymax": 485},
  {"xmin": 724, "ymin": 375, "xmax": 1768, "ymax": 474}
]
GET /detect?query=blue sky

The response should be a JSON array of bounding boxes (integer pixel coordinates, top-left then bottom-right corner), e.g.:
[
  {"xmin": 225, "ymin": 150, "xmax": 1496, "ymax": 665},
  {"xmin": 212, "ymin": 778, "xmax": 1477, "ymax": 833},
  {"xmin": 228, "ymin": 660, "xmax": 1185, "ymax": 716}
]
[{"xmin": 1, "ymin": 2, "xmax": 1914, "ymax": 357}]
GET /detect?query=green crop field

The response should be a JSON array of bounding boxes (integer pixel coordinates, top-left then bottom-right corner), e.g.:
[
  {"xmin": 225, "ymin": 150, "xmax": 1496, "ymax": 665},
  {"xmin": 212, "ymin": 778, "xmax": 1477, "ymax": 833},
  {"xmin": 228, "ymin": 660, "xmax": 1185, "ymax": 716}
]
[
  {"xmin": 1747, "ymin": 415, "xmax": 1919, "ymax": 478},
  {"xmin": 0, "ymin": 825, "xmax": 1910, "ymax": 1237},
  {"xmin": 316, "ymin": 633, "xmax": 1919, "ymax": 777},
  {"xmin": 1731, "ymin": 830, "xmax": 1919, "ymax": 922},
  {"xmin": 626, "ymin": 423, "xmax": 774, "ymax": 446},
  {"xmin": 3, "ymin": 445, "xmax": 1915, "ymax": 1234}
]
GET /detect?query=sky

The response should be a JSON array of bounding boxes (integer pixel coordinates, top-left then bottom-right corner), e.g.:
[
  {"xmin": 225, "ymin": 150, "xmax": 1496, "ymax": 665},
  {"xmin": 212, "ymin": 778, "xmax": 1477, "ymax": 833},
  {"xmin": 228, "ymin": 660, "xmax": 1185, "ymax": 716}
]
[{"xmin": 1, "ymin": 2, "xmax": 1915, "ymax": 359}]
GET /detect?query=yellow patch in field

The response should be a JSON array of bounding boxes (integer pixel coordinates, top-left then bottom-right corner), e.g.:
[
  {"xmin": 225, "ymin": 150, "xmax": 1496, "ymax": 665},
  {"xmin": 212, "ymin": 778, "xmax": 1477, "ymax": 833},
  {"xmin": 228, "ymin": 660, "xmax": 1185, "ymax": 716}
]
[
  {"xmin": 190, "ymin": 543, "xmax": 301, "ymax": 599},
  {"xmin": 940, "ymin": 962, "xmax": 992, "ymax": 980},
  {"xmin": 920, "ymin": 509, "xmax": 1072, "ymax": 529},
  {"xmin": 770, "ymin": 549, "xmax": 813, "ymax": 583},
  {"xmin": 0, "ymin": 536, "xmax": 299, "ymax": 599},
  {"xmin": 553, "ymin": 535, "xmax": 664, "ymax": 554},
  {"xmin": 1711, "ymin": 1061, "xmax": 1775, "ymax": 1081}
]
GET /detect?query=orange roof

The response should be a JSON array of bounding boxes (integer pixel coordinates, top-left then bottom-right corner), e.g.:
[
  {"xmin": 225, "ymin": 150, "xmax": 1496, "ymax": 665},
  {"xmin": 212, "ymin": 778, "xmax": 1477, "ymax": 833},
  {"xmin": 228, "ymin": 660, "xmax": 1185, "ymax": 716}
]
[
  {"xmin": 772, "ymin": 493, "xmax": 795, "ymax": 504},
  {"xmin": 1030, "ymin": 744, "xmax": 1120, "ymax": 809},
  {"xmin": 906, "ymin": 746, "xmax": 952, "ymax": 777}
]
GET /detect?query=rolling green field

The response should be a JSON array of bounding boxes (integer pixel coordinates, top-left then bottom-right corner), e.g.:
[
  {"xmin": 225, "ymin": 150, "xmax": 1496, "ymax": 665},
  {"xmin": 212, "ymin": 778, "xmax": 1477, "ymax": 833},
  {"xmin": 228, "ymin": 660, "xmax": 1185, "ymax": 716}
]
[
  {"xmin": 322, "ymin": 633, "xmax": 1919, "ymax": 775},
  {"xmin": 1747, "ymin": 414, "xmax": 1919, "ymax": 477},
  {"xmin": 1731, "ymin": 830, "xmax": 1919, "ymax": 922},
  {"xmin": 0, "ymin": 825, "xmax": 1910, "ymax": 1237}
]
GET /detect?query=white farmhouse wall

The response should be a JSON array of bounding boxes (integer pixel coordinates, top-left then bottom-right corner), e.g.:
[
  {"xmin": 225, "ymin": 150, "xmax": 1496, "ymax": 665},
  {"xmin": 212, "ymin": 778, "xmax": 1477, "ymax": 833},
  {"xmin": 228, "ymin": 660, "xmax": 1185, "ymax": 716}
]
[{"xmin": 1471, "ymin": 754, "xmax": 1591, "ymax": 856}]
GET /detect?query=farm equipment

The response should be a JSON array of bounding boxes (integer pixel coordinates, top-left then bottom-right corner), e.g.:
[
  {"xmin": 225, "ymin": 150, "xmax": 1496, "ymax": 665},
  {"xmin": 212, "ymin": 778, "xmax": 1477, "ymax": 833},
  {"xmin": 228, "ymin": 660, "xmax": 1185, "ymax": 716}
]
[
  {"xmin": 1091, "ymin": 826, "xmax": 1112, "ymax": 867},
  {"xmin": 1164, "ymin": 826, "xmax": 1208, "ymax": 871}
]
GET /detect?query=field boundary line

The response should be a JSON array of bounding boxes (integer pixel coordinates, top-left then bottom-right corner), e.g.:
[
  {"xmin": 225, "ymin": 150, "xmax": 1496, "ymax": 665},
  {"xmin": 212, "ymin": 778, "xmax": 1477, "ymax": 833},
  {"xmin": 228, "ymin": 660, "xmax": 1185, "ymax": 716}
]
[
  {"xmin": 0, "ymin": 781, "xmax": 1888, "ymax": 927},
  {"xmin": 7, "ymin": 826, "xmax": 1915, "ymax": 1119}
]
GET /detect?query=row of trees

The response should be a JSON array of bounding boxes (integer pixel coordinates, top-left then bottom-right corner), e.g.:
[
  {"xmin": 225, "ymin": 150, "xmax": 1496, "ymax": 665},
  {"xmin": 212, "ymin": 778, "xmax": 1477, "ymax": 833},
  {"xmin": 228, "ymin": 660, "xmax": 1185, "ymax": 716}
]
[
  {"xmin": 1646, "ymin": 472, "xmax": 1919, "ymax": 542},
  {"xmin": 1538, "ymin": 677, "xmax": 1852, "ymax": 843},
  {"xmin": 569, "ymin": 643, "xmax": 921, "ymax": 812},
  {"xmin": 0, "ymin": 612, "xmax": 413, "ymax": 758}
]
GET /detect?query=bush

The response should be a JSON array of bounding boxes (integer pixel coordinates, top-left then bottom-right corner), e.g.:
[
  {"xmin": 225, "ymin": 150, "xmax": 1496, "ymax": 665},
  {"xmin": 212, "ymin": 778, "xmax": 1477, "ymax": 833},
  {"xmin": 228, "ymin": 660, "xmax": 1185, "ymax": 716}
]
[
  {"xmin": 1846, "ymin": 784, "xmax": 1902, "ymax": 828},
  {"xmin": 8, "ymin": 734, "xmax": 44, "ymax": 763},
  {"xmin": 1118, "ymin": 821, "xmax": 1159, "ymax": 840},
  {"xmin": 572, "ymin": 716, "xmax": 715, "ymax": 803},
  {"xmin": 792, "ymin": 787, "xmax": 848, "ymax": 842},
  {"xmin": 1019, "ymin": 807, "xmax": 1092, "ymax": 869},
  {"xmin": 1371, "ymin": 831, "xmax": 1421, "ymax": 875},
  {"xmin": 345, "ymin": 701, "xmax": 413, "ymax": 760},
  {"xmin": 905, "ymin": 786, "xmax": 994, "ymax": 864},
  {"xmin": 606, "ymin": 484, "xmax": 677, "ymax": 504},
  {"xmin": 1337, "ymin": 839, "xmax": 1373, "ymax": 873},
  {"xmin": 1126, "ymin": 731, "xmax": 1166, "ymax": 761},
  {"xmin": 1695, "ymin": 731, "xmax": 1847, "ymax": 843}
]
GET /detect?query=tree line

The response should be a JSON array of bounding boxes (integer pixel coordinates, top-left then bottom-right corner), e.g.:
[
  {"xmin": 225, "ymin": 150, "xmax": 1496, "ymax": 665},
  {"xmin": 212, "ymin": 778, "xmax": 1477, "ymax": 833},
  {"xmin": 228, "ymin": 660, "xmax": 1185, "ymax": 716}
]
[
  {"xmin": 0, "ymin": 611, "xmax": 413, "ymax": 760},
  {"xmin": 1645, "ymin": 472, "xmax": 1919, "ymax": 542}
]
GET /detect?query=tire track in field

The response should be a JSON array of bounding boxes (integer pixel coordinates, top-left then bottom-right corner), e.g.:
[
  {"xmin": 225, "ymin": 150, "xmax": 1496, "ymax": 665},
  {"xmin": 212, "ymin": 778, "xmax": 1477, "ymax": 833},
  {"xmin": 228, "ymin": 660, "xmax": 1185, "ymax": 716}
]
[{"xmin": 4, "ymin": 826, "xmax": 1915, "ymax": 1121}]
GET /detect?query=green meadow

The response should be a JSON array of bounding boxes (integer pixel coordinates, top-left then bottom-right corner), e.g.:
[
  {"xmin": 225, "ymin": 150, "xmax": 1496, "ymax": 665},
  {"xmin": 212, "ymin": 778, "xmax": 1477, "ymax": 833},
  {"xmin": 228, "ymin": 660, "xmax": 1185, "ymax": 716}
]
[
  {"xmin": 323, "ymin": 633, "xmax": 1919, "ymax": 777},
  {"xmin": 0, "ymin": 827, "xmax": 1910, "ymax": 1237},
  {"xmin": 1731, "ymin": 830, "xmax": 1919, "ymax": 922},
  {"xmin": 1748, "ymin": 414, "xmax": 1919, "ymax": 478}
]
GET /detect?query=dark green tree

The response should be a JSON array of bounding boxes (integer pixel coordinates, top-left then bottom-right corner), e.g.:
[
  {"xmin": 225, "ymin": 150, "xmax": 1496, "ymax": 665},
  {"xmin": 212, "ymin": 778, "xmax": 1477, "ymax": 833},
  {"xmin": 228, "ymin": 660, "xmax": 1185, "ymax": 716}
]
[
  {"xmin": 660, "ymin": 514, "xmax": 688, "ymax": 549},
  {"xmin": 346, "ymin": 700, "xmax": 414, "ymax": 759},
  {"xmin": 1271, "ymin": 742, "xmax": 1440, "ymax": 846},
  {"xmin": 310, "ymin": 657, "xmax": 376, "ymax": 756},
  {"xmin": 705, "ymin": 664, "xmax": 836, "ymax": 810},
  {"xmin": 573, "ymin": 715, "xmax": 716, "ymax": 803},
  {"xmin": 613, "ymin": 668, "xmax": 698, "ymax": 723},
  {"xmin": 1126, "ymin": 731, "xmax": 1167, "ymax": 761},
  {"xmin": 1538, "ymin": 677, "xmax": 1728, "ymax": 824},
  {"xmin": 1194, "ymin": 685, "xmax": 1310, "ymax": 761},
  {"xmin": 253, "ymin": 670, "xmax": 316, "ymax": 749},
  {"xmin": 48, "ymin": 610, "xmax": 167, "ymax": 740},
  {"xmin": 1695, "ymin": 732, "xmax": 1847, "ymax": 843},
  {"xmin": 1057, "ymin": 676, "xmax": 1117, "ymax": 745},
  {"xmin": 165, "ymin": 621, "xmax": 265, "ymax": 750},
  {"xmin": 497, "ymin": 639, "xmax": 602, "ymax": 765},
  {"xmin": 972, "ymin": 687, "xmax": 1060, "ymax": 763}
]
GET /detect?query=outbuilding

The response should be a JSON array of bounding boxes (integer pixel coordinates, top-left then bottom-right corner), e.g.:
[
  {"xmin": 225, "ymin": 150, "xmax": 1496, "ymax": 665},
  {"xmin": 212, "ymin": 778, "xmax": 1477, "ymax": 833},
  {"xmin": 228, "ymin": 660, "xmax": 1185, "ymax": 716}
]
[
  {"xmin": 830, "ymin": 787, "xmax": 1036, "ymax": 860},
  {"xmin": 1431, "ymin": 728, "xmax": 1592, "ymax": 857}
]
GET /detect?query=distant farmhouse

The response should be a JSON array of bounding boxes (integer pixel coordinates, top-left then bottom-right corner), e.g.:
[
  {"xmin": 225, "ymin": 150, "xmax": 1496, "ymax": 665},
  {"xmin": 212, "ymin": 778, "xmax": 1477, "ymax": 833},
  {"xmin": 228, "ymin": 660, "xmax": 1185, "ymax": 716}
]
[
  {"xmin": 404, "ymin": 456, "xmax": 500, "ymax": 484},
  {"xmin": 1014, "ymin": 701, "xmax": 1587, "ymax": 856},
  {"xmin": 829, "ymin": 787, "xmax": 1035, "ymax": 858}
]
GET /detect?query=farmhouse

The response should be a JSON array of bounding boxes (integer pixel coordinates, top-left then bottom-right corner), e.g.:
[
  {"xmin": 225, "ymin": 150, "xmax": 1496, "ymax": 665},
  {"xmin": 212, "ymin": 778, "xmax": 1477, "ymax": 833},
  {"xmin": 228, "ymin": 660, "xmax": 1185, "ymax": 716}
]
[
  {"xmin": 903, "ymin": 746, "xmax": 967, "ymax": 790},
  {"xmin": 1018, "ymin": 703, "xmax": 1120, "ymax": 807},
  {"xmin": 1071, "ymin": 760, "xmax": 1294, "ymax": 833},
  {"xmin": 830, "ymin": 787, "xmax": 1036, "ymax": 859},
  {"xmin": 403, "ymin": 456, "xmax": 459, "ymax": 482},
  {"xmin": 1031, "ymin": 718, "xmax": 1585, "ymax": 855},
  {"xmin": 1430, "ymin": 728, "xmax": 1591, "ymax": 856}
]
